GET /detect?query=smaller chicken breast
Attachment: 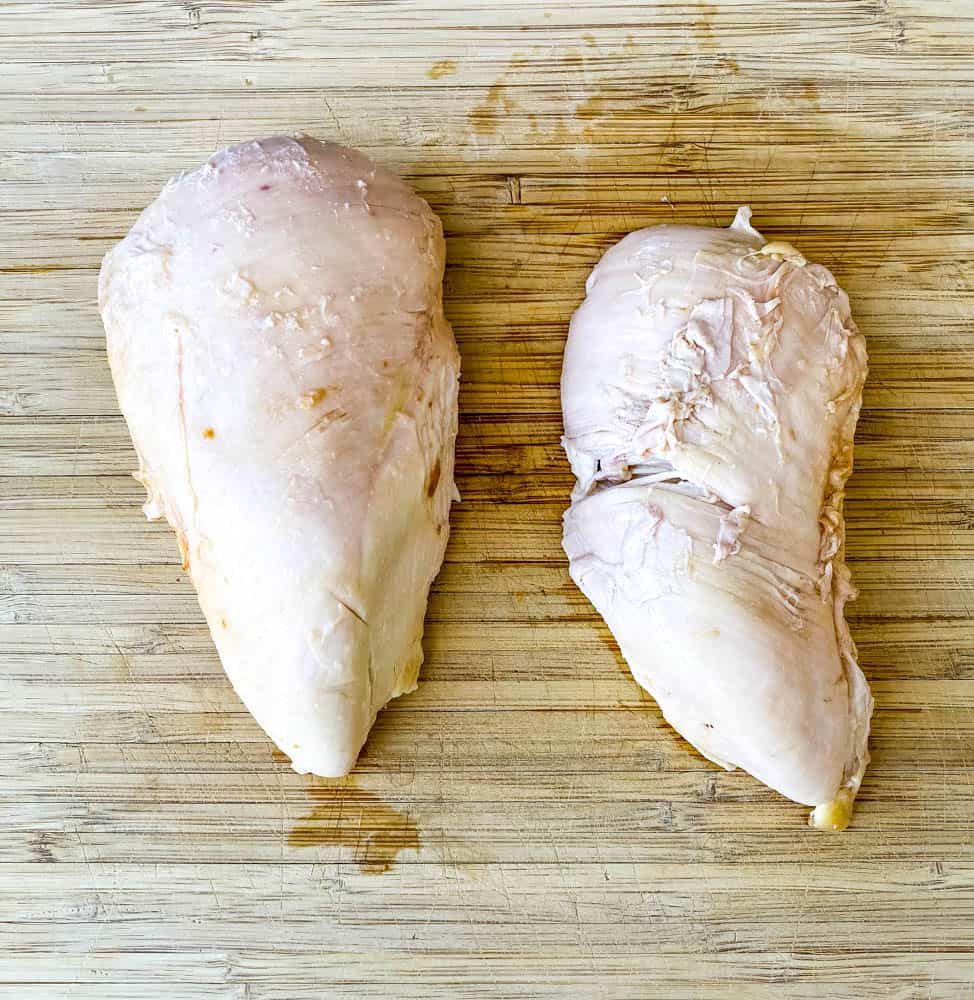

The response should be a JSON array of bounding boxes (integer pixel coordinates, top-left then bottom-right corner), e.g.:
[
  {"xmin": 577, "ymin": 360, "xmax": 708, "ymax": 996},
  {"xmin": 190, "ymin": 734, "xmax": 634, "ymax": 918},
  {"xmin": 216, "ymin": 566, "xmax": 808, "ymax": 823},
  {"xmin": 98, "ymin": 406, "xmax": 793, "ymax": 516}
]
[
  {"xmin": 561, "ymin": 208, "xmax": 872, "ymax": 829},
  {"xmin": 99, "ymin": 136, "xmax": 460, "ymax": 777}
]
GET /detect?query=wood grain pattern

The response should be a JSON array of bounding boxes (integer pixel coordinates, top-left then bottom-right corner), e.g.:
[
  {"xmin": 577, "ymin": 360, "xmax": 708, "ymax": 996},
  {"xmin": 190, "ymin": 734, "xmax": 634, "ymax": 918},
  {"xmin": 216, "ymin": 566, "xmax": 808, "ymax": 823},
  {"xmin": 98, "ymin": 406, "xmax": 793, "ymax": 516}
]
[{"xmin": 2, "ymin": 1, "xmax": 973, "ymax": 997}]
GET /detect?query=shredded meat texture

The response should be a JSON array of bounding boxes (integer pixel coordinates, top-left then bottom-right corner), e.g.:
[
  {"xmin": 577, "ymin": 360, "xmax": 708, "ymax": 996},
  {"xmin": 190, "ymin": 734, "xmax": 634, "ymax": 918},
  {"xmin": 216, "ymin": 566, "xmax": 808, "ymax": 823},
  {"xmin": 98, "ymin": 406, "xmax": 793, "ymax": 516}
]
[
  {"xmin": 561, "ymin": 208, "xmax": 872, "ymax": 830},
  {"xmin": 99, "ymin": 136, "xmax": 460, "ymax": 777}
]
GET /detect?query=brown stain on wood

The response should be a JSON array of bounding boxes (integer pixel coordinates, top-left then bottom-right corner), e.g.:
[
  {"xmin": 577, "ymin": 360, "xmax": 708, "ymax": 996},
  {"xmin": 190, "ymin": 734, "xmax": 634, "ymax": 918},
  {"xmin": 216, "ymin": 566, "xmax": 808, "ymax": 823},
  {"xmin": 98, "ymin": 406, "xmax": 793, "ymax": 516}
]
[
  {"xmin": 693, "ymin": 2, "xmax": 717, "ymax": 43},
  {"xmin": 575, "ymin": 95, "xmax": 604, "ymax": 120},
  {"xmin": 427, "ymin": 59, "xmax": 457, "ymax": 80},
  {"xmin": 470, "ymin": 107, "xmax": 496, "ymax": 134},
  {"xmin": 477, "ymin": 47, "xmax": 729, "ymax": 158},
  {"xmin": 802, "ymin": 80, "xmax": 820, "ymax": 102},
  {"xmin": 475, "ymin": 47, "xmax": 610, "ymax": 141},
  {"xmin": 288, "ymin": 777, "xmax": 420, "ymax": 874},
  {"xmin": 470, "ymin": 81, "xmax": 511, "ymax": 135}
]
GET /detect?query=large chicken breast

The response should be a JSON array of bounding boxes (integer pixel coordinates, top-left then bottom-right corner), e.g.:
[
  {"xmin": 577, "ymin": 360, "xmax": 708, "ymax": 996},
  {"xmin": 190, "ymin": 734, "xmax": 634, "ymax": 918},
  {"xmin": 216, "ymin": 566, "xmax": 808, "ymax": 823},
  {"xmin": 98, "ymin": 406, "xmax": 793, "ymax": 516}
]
[
  {"xmin": 561, "ymin": 208, "xmax": 872, "ymax": 829},
  {"xmin": 99, "ymin": 135, "xmax": 460, "ymax": 777}
]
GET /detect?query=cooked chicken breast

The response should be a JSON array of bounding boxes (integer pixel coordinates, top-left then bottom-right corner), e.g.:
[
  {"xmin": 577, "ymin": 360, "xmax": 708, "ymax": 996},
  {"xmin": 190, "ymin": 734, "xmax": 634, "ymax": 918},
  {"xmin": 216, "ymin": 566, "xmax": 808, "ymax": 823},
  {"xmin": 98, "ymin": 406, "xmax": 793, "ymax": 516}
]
[
  {"xmin": 561, "ymin": 208, "xmax": 871, "ymax": 829},
  {"xmin": 99, "ymin": 135, "xmax": 460, "ymax": 777}
]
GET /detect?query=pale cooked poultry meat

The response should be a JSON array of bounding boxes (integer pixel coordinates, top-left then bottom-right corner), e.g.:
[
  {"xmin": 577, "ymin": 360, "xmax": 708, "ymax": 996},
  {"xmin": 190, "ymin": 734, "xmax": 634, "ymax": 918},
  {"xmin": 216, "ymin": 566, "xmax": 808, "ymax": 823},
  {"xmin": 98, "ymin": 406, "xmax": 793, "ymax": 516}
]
[
  {"xmin": 99, "ymin": 135, "xmax": 460, "ymax": 777},
  {"xmin": 561, "ymin": 208, "xmax": 872, "ymax": 829}
]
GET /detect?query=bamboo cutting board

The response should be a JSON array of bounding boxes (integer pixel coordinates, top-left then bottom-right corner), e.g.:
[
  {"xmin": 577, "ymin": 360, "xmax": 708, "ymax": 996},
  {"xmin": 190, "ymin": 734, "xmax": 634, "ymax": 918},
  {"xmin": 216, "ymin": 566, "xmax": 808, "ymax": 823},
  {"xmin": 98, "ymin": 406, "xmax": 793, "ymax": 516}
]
[{"xmin": 2, "ymin": 2, "xmax": 973, "ymax": 997}]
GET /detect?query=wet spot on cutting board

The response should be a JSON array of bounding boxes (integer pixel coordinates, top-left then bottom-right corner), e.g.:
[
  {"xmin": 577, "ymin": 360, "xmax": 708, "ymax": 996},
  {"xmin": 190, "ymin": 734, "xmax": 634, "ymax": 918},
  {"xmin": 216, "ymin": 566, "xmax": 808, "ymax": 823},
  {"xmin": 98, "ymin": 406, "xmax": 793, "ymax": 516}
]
[
  {"xmin": 427, "ymin": 59, "xmax": 457, "ymax": 80},
  {"xmin": 288, "ymin": 778, "xmax": 420, "ymax": 874}
]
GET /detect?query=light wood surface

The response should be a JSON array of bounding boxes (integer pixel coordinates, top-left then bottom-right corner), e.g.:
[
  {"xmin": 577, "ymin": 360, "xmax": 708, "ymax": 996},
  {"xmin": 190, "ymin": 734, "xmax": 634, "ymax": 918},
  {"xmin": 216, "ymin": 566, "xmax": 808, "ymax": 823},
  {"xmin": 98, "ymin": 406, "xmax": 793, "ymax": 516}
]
[{"xmin": 2, "ymin": 1, "xmax": 974, "ymax": 997}]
